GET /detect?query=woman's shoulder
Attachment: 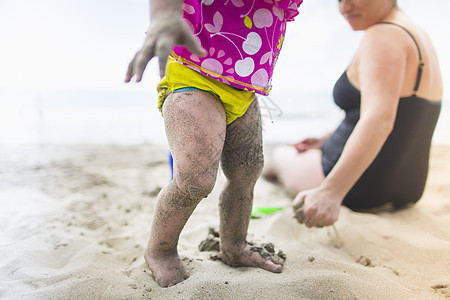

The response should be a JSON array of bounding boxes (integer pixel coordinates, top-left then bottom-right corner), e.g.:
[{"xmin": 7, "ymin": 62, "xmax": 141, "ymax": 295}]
[
  {"xmin": 349, "ymin": 23, "xmax": 411, "ymax": 82},
  {"xmin": 359, "ymin": 23, "xmax": 412, "ymax": 59},
  {"xmin": 363, "ymin": 20, "xmax": 428, "ymax": 50},
  {"xmin": 364, "ymin": 23, "xmax": 411, "ymax": 45}
]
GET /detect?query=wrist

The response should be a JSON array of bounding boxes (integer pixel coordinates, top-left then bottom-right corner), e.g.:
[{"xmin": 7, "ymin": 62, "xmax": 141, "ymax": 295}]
[
  {"xmin": 319, "ymin": 178, "xmax": 347, "ymax": 204},
  {"xmin": 150, "ymin": 0, "xmax": 183, "ymax": 20}
]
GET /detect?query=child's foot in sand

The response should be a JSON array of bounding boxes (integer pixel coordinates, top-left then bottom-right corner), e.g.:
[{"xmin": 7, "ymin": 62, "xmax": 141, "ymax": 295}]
[
  {"xmin": 144, "ymin": 249, "xmax": 188, "ymax": 287},
  {"xmin": 219, "ymin": 241, "xmax": 285, "ymax": 272}
]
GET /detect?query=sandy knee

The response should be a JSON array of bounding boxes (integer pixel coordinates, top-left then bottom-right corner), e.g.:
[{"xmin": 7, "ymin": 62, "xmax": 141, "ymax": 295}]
[
  {"xmin": 223, "ymin": 151, "xmax": 264, "ymax": 183},
  {"xmin": 175, "ymin": 171, "xmax": 217, "ymax": 200}
]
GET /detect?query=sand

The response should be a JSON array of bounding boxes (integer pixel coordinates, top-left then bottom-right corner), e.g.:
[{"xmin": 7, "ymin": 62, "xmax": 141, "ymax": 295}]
[{"xmin": 0, "ymin": 143, "xmax": 449, "ymax": 299}]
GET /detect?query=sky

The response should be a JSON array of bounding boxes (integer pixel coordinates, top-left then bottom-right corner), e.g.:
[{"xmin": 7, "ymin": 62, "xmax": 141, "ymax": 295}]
[
  {"xmin": 0, "ymin": 0, "xmax": 449, "ymax": 145},
  {"xmin": 0, "ymin": 0, "xmax": 449, "ymax": 99},
  {"xmin": 0, "ymin": 0, "xmax": 152, "ymax": 91}
]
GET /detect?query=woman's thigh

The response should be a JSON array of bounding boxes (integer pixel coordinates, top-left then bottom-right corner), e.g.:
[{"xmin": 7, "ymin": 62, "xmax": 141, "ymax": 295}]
[{"xmin": 271, "ymin": 146, "xmax": 324, "ymax": 196}]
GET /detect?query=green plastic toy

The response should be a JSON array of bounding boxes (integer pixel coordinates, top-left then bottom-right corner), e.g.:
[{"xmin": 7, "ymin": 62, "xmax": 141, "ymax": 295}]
[{"xmin": 251, "ymin": 206, "xmax": 284, "ymax": 219}]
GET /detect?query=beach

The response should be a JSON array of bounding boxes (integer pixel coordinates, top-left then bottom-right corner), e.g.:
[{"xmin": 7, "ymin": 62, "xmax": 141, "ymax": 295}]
[
  {"xmin": 0, "ymin": 143, "xmax": 449, "ymax": 299},
  {"xmin": 1, "ymin": 0, "xmax": 450, "ymax": 297}
]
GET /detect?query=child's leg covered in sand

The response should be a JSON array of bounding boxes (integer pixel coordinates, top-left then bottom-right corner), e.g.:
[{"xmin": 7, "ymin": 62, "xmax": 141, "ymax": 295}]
[
  {"xmin": 219, "ymin": 99, "xmax": 284, "ymax": 272},
  {"xmin": 145, "ymin": 90, "xmax": 227, "ymax": 287}
]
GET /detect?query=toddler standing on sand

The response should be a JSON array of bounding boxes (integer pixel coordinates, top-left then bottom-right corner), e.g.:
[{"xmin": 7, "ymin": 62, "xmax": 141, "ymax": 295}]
[{"xmin": 125, "ymin": 0, "xmax": 302, "ymax": 287}]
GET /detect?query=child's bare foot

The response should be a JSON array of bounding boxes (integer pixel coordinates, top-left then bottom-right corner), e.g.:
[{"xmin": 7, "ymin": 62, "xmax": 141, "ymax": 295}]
[
  {"xmin": 219, "ymin": 241, "xmax": 285, "ymax": 273},
  {"xmin": 144, "ymin": 248, "xmax": 189, "ymax": 287}
]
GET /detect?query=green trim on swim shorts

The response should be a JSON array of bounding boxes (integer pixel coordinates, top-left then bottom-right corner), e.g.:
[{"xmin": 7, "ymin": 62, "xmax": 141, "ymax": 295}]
[
  {"xmin": 172, "ymin": 87, "xmax": 216, "ymax": 97},
  {"xmin": 173, "ymin": 87, "xmax": 203, "ymax": 93}
]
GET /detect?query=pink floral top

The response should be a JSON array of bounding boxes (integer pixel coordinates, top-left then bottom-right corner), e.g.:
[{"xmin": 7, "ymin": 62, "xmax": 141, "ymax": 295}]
[{"xmin": 172, "ymin": 0, "xmax": 302, "ymax": 95}]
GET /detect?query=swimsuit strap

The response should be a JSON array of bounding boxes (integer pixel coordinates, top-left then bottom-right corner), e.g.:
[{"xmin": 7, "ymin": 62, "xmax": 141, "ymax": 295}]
[{"xmin": 378, "ymin": 22, "xmax": 424, "ymax": 95}]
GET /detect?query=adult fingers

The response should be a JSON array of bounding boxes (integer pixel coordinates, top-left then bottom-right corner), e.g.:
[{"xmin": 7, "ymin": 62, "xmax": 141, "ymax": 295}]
[
  {"xmin": 294, "ymin": 144, "xmax": 306, "ymax": 153},
  {"xmin": 304, "ymin": 205, "xmax": 318, "ymax": 228},
  {"xmin": 292, "ymin": 193, "xmax": 305, "ymax": 210},
  {"xmin": 321, "ymin": 214, "xmax": 338, "ymax": 227},
  {"xmin": 306, "ymin": 210, "xmax": 335, "ymax": 228},
  {"xmin": 292, "ymin": 194, "xmax": 306, "ymax": 224}
]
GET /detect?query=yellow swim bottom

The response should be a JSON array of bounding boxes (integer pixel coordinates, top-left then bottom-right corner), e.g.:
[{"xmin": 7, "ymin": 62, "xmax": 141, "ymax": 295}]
[{"xmin": 157, "ymin": 56, "xmax": 255, "ymax": 124}]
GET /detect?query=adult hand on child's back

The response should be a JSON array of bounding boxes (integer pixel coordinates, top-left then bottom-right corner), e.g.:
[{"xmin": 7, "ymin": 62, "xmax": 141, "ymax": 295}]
[{"xmin": 125, "ymin": 13, "xmax": 207, "ymax": 81}]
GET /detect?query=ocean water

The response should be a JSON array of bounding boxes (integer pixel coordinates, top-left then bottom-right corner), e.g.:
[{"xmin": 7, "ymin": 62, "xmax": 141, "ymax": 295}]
[{"xmin": 0, "ymin": 88, "xmax": 448, "ymax": 145}]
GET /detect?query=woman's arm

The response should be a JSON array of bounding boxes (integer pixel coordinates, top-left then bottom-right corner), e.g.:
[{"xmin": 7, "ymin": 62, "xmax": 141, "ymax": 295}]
[{"xmin": 295, "ymin": 25, "xmax": 408, "ymax": 227}]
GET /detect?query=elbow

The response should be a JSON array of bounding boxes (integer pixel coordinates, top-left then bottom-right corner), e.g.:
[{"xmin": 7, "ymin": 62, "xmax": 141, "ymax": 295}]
[
  {"xmin": 376, "ymin": 112, "xmax": 396, "ymax": 138},
  {"xmin": 361, "ymin": 110, "xmax": 396, "ymax": 138}
]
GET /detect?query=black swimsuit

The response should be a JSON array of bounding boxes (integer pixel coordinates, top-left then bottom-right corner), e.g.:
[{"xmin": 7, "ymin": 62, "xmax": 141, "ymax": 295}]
[{"xmin": 321, "ymin": 23, "xmax": 442, "ymax": 210}]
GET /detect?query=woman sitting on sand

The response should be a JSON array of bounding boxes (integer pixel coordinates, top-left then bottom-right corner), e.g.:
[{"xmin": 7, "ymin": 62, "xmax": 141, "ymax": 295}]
[{"xmin": 264, "ymin": 0, "xmax": 442, "ymax": 228}]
